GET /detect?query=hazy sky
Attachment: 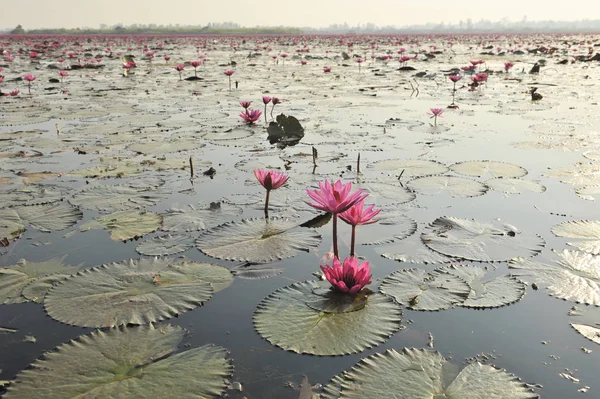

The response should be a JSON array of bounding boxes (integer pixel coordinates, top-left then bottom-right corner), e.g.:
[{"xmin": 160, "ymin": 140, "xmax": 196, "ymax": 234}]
[{"xmin": 5, "ymin": 0, "xmax": 600, "ymax": 29}]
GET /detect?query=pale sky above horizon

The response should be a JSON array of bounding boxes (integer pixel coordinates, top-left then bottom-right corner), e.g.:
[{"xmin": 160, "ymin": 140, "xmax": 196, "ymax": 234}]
[{"xmin": 5, "ymin": 0, "xmax": 600, "ymax": 29}]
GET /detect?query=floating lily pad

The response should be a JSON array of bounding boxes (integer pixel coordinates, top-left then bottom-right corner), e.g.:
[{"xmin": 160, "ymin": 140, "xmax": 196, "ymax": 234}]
[
  {"xmin": 552, "ymin": 220, "xmax": 600, "ymax": 255},
  {"xmin": 136, "ymin": 234, "xmax": 195, "ymax": 256},
  {"xmin": 568, "ymin": 305, "xmax": 600, "ymax": 345},
  {"xmin": 422, "ymin": 217, "xmax": 545, "ymax": 262},
  {"xmin": 0, "ymin": 202, "xmax": 83, "ymax": 238},
  {"xmin": 0, "ymin": 256, "xmax": 81, "ymax": 304},
  {"xmin": 70, "ymin": 184, "xmax": 167, "ymax": 212},
  {"xmin": 576, "ymin": 186, "xmax": 600, "ymax": 201},
  {"xmin": 439, "ymin": 265, "xmax": 526, "ymax": 309},
  {"xmin": 0, "ymin": 186, "xmax": 63, "ymax": 208},
  {"xmin": 380, "ymin": 248, "xmax": 457, "ymax": 264},
  {"xmin": 408, "ymin": 175, "xmax": 489, "ymax": 198},
  {"xmin": 485, "ymin": 178, "xmax": 547, "ymax": 194},
  {"xmin": 196, "ymin": 217, "xmax": 321, "ymax": 263},
  {"xmin": 254, "ymin": 280, "xmax": 402, "ymax": 355},
  {"xmin": 360, "ymin": 215, "xmax": 417, "ymax": 245},
  {"xmin": 509, "ymin": 249, "xmax": 600, "ymax": 305},
  {"xmin": 231, "ymin": 264, "xmax": 285, "ymax": 280},
  {"xmin": 267, "ymin": 114, "xmax": 305, "ymax": 147},
  {"xmin": 80, "ymin": 210, "xmax": 162, "ymax": 241},
  {"xmin": 380, "ymin": 269, "xmax": 470, "ymax": 311},
  {"xmin": 370, "ymin": 158, "xmax": 449, "ymax": 177},
  {"xmin": 161, "ymin": 202, "xmax": 242, "ymax": 232},
  {"xmin": 358, "ymin": 180, "xmax": 416, "ymax": 205},
  {"xmin": 322, "ymin": 348, "xmax": 538, "ymax": 398},
  {"xmin": 450, "ymin": 161, "xmax": 528, "ymax": 178},
  {"xmin": 4, "ymin": 325, "xmax": 232, "ymax": 399},
  {"xmin": 128, "ymin": 140, "xmax": 204, "ymax": 154},
  {"xmin": 44, "ymin": 258, "xmax": 232, "ymax": 327}
]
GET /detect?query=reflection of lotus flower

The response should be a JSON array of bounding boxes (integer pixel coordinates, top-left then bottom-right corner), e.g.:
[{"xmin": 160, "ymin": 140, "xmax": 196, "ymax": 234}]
[
  {"xmin": 240, "ymin": 109, "xmax": 262, "ymax": 124},
  {"xmin": 306, "ymin": 180, "xmax": 368, "ymax": 258},
  {"xmin": 254, "ymin": 168, "xmax": 289, "ymax": 218},
  {"xmin": 340, "ymin": 200, "xmax": 381, "ymax": 256},
  {"xmin": 321, "ymin": 256, "xmax": 372, "ymax": 294}
]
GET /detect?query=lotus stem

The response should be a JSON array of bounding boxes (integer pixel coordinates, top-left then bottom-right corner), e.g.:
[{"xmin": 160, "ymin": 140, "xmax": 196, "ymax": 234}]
[
  {"xmin": 264, "ymin": 189, "xmax": 270, "ymax": 218},
  {"xmin": 264, "ymin": 105, "xmax": 268, "ymax": 124},
  {"xmin": 350, "ymin": 225, "xmax": 356, "ymax": 257},
  {"xmin": 357, "ymin": 153, "xmax": 361, "ymax": 176},
  {"xmin": 332, "ymin": 213, "xmax": 339, "ymax": 259},
  {"xmin": 189, "ymin": 156, "xmax": 194, "ymax": 178},
  {"xmin": 228, "ymin": 76, "xmax": 231, "ymax": 91}
]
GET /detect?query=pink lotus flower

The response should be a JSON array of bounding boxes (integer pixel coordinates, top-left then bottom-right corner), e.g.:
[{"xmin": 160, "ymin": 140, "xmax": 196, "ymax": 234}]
[
  {"xmin": 323, "ymin": 66, "xmax": 332, "ymax": 73},
  {"xmin": 254, "ymin": 169, "xmax": 289, "ymax": 191},
  {"xmin": 340, "ymin": 200, "xmax": 380, "ymax": 226},
  {"xmin": 224, "ymin": 70, "xmax": 234, "ymax": 90},
  {"xmin": 301, "ymin": 60, "xmax": 307, "ymax": 65},
  {"xmin": 189, "ymin": 61, "xmax": 202, "ymax": 77},
  {"xmin": 473, "ymin": 73, "xmax": 488, "ymax": 82},
  {"xmin": 461, "ymin": 65, "xmax": 476, "ymax": 72},
  {"xmin": 240, "ymin": 108, "xmax": 262, "ymax": 124},
  {"xmin": 321, "ymin": 256, "xmax": 372, "ymax": 294},
  {"xmin": 0, "ymin": 76, "xmax": 3, "ymax": 84},
  {"xmin": 23, "ymin": 74, "xmax": 36, "ymax": 82},
  {"xmin": 428, "ymin": 108, "xmax": 444, "ymax": 126},
  {"xmin": 504, "ymin": 62, "xmax": 514, "ymax": 72},
  {"xmin": 164, "ymin": 56, "xmax": 171, "ymax": 62},
  {"xmin": 448, "ymin": 75, "xmax": 462, "ymax": 83},
  {"xmin": 306, "ymin": 180, "xmax": 368, "ymax": 259},
  {"xmin": 174, "ymin": 64, "xmax": 185, "ymax": 80},
  {"xmin": 262, "ymin": 96, "xmax": 271, "ymax": 105},
  {"xmin": 306, "ymin": 180, "xmax": 366, "ymax": 215},
  {"xmin": 58, "ymin": 70, "xmax": 68, "ymax": 77},
  {"xmin": 7, "ymin": 89, "xmax": 19, "ymax": 96},
  {"xmin": 254, "ymin": 169, "xmax": 289, "ymax": 218},
  {"xmin": 240, "ymin": 100, "xmax": 252, "ymax": 109},
  {"xmin": 470, "ymin": 59, "xmax": 484, "ymax": 66},
  {"xmin": 340, "ymin": 200, "xmax": 381, "ymax": 256}
]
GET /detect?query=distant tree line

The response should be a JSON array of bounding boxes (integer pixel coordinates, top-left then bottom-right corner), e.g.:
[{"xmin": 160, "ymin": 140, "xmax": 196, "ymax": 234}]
[{"xmin": 5, "ymin": 23, "xmax": 301, "ymax": 35}]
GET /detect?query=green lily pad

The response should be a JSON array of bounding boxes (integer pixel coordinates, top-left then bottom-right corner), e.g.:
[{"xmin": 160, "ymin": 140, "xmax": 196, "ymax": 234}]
[
  {"xmin": 161, "ymin": 202, "xmax": 243, "ymax": 232},
  {"xmin": 4, "ymin": 325, "xmax": 232, "ymax": 399},
  {"xmin": 380, "ymin": 268, "xmax": 470, "ymax": 311},
  {"xmin": 136, "ymin": 234, "xmax": 195, "ymax": 256},
  {"xmin": 552, "ymin": 220, "xmax": 600, "ymax": 255},
  {"xmin": 439, "ymin": 265, "xmax": 526, "ymax": 309},
  {"xmin": 422, "ymin": 217, "xmax": 545, "ymax": 262},
  {"xmin": 450, "ymin": 161, "xmax": 528, "ymax": 178},
  {"xmin": 80, "ymin": 210, "xmax": 162, "ymax": 241},
  {"xmin": 254, "ymin": 281, "xmax": 402, "ymax": 355},
  {"xmin": 70, "ymin": 184, "xmax": 167, "ymax": 213},
  {"xmin": 407, "ymin": 175, "xmax": 489, "ymax": 198},
  {"xmin": 509, "ymin": 249, "xmax": 600, "ymax": 305},
  {"xmin": 370, "ymin": 158, "xmax": 449, "ymax": 177},
  {"xmin": 568, "ymin": 305, "xmax": 600, "ymax": 345},
  {"xmin": 357, "ymin": 180, "xmax": 416, "ymax": 205},
  {"xmin": 576, "ymin": 186, "xmax": 600, "ymax": 201},
  {"xmin": 322, "ymin": 348, "xmax": 538, "ymax": 398},
  {"xmin": 196, "ymin": 217, "xmax": 321, "ymax": 263},
  {"xmin": 0, "ymin": 256, "xmax": 81, "ymax": 304},
  {"xmin": 485, "ymin": 178, "xmax": 546, "ymax": 195},
  {"xmin": 44, "ymin": 258, "xmax": 231, "ymax": 327}
]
